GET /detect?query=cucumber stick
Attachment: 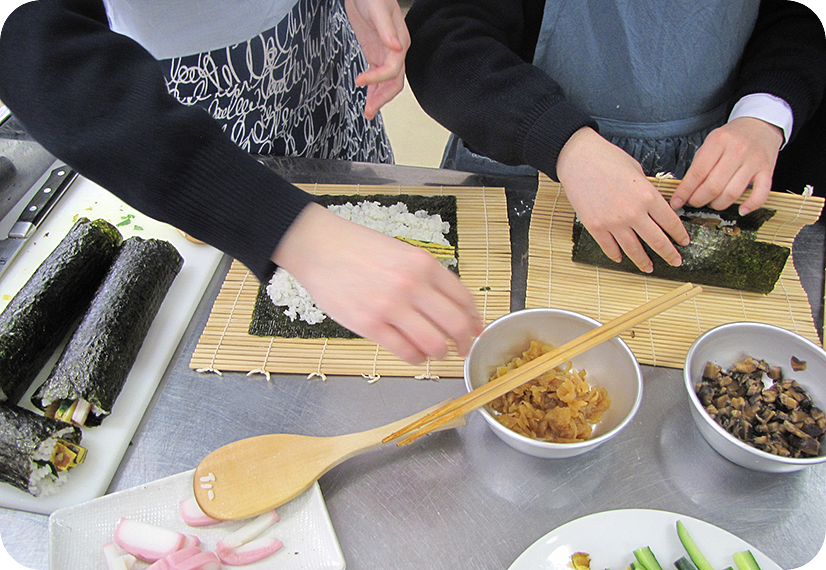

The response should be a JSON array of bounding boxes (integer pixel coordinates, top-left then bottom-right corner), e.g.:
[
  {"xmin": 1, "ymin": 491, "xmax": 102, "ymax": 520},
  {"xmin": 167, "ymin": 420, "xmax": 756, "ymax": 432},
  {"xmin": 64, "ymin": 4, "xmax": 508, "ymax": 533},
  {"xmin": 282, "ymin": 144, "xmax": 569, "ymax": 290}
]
[
  {"xmin": 677, "ymin": 520, "xmax": 715, "ymax": 570},
  {"xmin": 733, "ymin": 551, "xmax": 762, "ymax": 570},
  {"xmin": 633, "ymin": 547, "xmax": 664, "ymax": 570},
  {"xmin": 675, "ymin": 556, "xmax": 700, "ymax": 570}
]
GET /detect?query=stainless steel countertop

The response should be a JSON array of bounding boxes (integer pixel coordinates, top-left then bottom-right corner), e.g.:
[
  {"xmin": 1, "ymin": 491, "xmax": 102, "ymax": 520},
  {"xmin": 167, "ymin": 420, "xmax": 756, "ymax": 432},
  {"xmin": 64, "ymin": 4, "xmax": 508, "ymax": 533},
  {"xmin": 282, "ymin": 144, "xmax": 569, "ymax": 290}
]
[{"xmin": 1, "ymin": 157, "xmax": 824, "ymax": 569}]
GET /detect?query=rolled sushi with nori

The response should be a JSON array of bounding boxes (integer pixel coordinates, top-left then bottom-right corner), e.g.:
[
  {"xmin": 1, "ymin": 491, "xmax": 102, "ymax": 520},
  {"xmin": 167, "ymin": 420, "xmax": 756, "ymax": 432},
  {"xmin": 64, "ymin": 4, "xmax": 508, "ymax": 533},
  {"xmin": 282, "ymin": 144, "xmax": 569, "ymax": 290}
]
[
  {"xmin": 0, "ymin": 218, "xmax": 122, "ymax": 404},
  {"xmin": 0, "ymin": 403, "xmax": 85, "ymax": 496},
  {"xmin": 32, "ymin": 236, "xmax": 183, "ymax": 426}
]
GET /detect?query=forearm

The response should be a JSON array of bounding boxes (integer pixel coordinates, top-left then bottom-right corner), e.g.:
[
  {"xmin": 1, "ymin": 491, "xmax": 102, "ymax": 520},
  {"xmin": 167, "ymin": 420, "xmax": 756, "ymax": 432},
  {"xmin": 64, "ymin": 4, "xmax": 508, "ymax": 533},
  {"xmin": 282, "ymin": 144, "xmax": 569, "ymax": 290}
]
[
  {"xmin": 405, "ymin": 0, "xmax": 596, "ymax": 180},
  {"xmin": 0, "ymin": 0, "xmax": 314, "ymax": 282}
]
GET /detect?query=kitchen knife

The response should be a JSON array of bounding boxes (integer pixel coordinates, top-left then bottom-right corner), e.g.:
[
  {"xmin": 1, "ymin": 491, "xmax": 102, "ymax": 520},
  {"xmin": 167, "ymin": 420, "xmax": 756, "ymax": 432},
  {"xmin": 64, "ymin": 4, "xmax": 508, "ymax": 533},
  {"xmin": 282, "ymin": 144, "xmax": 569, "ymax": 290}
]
[{"xmin": 0, "ymin": 165, "xmax": 76, "ymax": 279}]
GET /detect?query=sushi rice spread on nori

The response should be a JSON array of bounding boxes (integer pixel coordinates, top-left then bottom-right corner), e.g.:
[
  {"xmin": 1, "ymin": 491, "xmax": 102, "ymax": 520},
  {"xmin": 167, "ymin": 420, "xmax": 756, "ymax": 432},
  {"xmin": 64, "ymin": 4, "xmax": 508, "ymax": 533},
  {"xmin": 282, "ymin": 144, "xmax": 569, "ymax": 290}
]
[
  {"xmin": 32, "ymin": 236, "xmax": 183, "ymax": 427},
  {"xmin": 0, "ymin": 403, "xmax": 85, "ymax": 496},
  {"xmin": 251, "ymin": 195, "xmax": 458, "ymax": 338}
]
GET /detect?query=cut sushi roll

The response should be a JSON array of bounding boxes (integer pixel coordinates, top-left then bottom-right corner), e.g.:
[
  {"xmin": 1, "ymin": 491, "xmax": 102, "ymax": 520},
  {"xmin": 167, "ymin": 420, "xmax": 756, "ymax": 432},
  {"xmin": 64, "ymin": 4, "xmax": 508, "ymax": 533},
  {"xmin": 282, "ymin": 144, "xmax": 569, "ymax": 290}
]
[
  {"xmin": 0, "ymin": 218, "xmax": 122, "ymax": 404},
  {"xmin": 0, "ymin": 403, "xmax": 85, "ymax": 496},
  {"xmin": 32, "ymin": 237, "xmax": 183, "ymax": 426}
]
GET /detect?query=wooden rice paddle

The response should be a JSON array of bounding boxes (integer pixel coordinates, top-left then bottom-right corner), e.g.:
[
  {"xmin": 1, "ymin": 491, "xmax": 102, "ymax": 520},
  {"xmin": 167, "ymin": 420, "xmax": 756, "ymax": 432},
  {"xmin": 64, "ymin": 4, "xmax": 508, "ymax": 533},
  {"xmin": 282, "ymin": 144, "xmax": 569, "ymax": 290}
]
[{"xmin": 193, "ymin": 401, "xmax": 465, "ymax": 520}]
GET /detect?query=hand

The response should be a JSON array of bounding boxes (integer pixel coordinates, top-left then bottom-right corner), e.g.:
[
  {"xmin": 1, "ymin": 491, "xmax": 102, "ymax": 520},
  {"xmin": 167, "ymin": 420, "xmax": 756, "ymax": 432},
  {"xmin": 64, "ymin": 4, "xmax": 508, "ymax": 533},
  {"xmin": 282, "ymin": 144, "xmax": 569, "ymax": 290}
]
[
  {"xmin": 556, "ymin": 127, "xmax": 690, "ymax": 273},
  {"xmin": 670, "ymin": 117, "xmax": 784, "ymax": 215},
  {"xmin": 344, "ymin": 0, "xmax": 410, "ymax": 120},
  {"xmin": 271, "ymin": 203, "xmax": 483, "ymax": 365}
]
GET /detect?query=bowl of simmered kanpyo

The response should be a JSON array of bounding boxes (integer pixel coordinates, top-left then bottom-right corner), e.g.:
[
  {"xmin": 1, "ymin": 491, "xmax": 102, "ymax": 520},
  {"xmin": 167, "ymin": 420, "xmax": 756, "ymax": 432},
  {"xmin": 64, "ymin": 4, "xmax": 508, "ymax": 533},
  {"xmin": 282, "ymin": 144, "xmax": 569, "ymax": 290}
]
[
  {"xmin": 684, "ymin": 322, "xmax": 826, "ymax": 473},
  {"xmin": 463, "ymin": 308, "xmax": 643, "ymax": 458}
]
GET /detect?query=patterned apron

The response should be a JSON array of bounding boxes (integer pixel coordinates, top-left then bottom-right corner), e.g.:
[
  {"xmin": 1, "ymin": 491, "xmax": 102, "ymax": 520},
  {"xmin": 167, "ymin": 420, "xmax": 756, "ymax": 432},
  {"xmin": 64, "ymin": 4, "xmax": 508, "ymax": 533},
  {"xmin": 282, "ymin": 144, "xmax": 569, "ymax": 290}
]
[
  {"xmin": 443, "ymin": 0, "xmax": 759, "ymax": 179},
  {"xmin": 158, "ymin": 0, "xmax": 393, "ymax": 163}
]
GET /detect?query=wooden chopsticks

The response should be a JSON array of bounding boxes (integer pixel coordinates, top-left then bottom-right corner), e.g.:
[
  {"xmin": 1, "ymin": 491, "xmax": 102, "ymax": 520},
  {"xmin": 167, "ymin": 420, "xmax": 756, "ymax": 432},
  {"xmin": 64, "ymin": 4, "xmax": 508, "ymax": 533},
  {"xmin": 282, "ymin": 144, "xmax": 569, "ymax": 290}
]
[{"xmin": 384, "ymin": 282, "xmax": 703, "ymax": 447}]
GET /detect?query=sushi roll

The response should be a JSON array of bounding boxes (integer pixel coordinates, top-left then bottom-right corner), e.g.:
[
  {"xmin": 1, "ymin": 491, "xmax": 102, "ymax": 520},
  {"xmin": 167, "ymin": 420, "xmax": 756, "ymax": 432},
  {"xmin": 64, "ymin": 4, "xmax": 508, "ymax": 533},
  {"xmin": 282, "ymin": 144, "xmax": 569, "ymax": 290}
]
[
  {"xmin": 571, "ymin": 213, "xmax": 790, "ymax": 294},
  {"xmin": 0, "ymin": 218, "xmax": 122, "ymax": 404},
  {"xmin": 32, "ymin": 237, "xmax": 183, "ymax": 426},
  {"xmin": 0, "ymin": 403, "xmax": 85, "ymax": 496}
]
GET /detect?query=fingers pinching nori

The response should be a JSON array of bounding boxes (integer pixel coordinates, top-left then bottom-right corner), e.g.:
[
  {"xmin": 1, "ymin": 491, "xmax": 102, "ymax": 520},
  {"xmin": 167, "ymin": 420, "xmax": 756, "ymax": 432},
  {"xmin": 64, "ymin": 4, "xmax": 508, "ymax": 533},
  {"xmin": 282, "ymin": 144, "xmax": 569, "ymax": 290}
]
[
  {"xmin": 0, "ymin": 218, "xmax": 122, "ymax": 404},
  {"xmin": 32, "ymin": 236, "xmax": 183, "ymax": 426}
]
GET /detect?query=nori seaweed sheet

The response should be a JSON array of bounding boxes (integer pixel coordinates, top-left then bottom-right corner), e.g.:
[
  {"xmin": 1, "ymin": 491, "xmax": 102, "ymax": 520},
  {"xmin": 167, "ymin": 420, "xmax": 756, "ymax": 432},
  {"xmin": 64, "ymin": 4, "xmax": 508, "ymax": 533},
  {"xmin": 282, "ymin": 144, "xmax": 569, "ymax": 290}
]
[
  {"xmin": 571, "ymin": 214, "xmax": 791, "ymax": 294},
  {"xmin": 31, "ymin": 237, "xmax": 183, "ymax": 425},
  {"xmin": 0, "ymin": 218, "xmax": 122, "ymax": 404},
  {"xmin": 0, "ymin": 402, "xmax": 81, "ymax": 495},
  {"xmin": 249, "ymin": 194, "xmax": 458, "ymax": 339}
]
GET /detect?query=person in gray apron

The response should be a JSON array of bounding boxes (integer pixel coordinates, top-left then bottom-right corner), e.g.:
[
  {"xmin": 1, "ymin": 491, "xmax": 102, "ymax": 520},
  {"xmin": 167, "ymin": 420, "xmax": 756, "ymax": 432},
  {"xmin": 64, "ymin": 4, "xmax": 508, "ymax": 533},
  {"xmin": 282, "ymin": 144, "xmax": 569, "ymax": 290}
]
[{"xmin": 407, "ymin": 0, "xmax": 825, "ymax": 272}]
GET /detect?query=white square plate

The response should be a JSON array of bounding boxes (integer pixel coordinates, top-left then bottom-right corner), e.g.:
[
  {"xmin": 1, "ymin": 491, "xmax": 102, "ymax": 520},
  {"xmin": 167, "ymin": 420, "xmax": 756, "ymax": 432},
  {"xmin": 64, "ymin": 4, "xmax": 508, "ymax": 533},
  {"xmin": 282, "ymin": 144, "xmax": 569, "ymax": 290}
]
[{"xmin": 48, "ymin": 469, "xmax": 345, "ymax": 570}]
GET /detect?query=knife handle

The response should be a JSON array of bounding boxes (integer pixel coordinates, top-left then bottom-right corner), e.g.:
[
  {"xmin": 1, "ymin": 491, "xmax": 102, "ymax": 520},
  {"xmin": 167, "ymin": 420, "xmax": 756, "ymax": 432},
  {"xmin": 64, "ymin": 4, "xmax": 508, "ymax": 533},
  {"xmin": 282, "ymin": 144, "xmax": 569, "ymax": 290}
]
[{"xmin": 9, "ymin": 166, "xmax": 76, "ymax": 239}]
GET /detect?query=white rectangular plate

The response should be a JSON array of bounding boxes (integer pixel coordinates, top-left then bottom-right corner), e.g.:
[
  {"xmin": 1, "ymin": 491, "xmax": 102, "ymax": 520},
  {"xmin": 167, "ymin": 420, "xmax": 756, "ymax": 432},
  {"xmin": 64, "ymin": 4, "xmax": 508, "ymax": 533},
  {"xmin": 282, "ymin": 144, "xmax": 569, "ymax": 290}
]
[
  {"xmin": 49, "ymin": 469, "xmax": 345, "ymax": 570},
  {"xmin": 0, "ymin": 173, "xmax": 223, "ymax": 514}
]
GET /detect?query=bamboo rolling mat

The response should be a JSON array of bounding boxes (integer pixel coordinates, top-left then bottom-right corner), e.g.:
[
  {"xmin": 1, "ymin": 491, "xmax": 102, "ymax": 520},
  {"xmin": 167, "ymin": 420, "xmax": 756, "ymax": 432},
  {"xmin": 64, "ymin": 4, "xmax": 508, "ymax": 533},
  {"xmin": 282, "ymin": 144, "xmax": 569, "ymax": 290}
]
[
  {"xmin": 191, "ymin": 184, "xmax": 511, "ymax": 379},
  {"xmin": 526, "ymin": 174, "xmax": 825, "ymax": 369}
]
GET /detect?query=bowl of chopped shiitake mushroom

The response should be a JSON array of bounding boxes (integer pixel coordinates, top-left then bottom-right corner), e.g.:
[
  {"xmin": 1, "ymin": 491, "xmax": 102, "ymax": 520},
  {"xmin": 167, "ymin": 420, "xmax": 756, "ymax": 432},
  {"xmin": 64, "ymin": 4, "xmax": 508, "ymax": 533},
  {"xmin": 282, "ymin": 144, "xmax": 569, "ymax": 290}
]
[
  {"xmin": 684, "ymin": 322, "xmax": 826, "ymax": 473},
  {"xmin": 464, "ymin": 308, "xmax": 643, "ymax": 458}
]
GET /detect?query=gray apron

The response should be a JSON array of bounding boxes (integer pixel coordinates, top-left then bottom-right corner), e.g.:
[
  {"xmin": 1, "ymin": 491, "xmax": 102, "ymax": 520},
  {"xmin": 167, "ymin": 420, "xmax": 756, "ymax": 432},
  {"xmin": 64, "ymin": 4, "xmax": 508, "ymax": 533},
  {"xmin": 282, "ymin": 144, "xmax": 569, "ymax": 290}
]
[{"xmin": 443, "ymin": 0, "xmax": 759, "ymax": 179}]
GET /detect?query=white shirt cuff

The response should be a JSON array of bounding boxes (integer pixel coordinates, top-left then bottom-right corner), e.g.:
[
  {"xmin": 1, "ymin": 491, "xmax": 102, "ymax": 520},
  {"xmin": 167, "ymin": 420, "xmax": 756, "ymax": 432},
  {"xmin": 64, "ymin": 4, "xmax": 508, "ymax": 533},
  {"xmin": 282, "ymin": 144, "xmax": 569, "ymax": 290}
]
[{"xmin": 728, "ymin": 93, "xmax": 794, "ymax": 149}]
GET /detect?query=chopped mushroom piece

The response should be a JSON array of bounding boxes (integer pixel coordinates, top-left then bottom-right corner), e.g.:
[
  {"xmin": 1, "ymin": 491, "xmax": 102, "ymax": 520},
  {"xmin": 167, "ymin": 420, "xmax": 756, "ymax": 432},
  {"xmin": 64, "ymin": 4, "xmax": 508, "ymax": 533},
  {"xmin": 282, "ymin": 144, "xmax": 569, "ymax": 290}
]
[
  {"xmin": 791, "ymin": 356, "xmax": 807, "ymax": 372},
  {"xmin": 696, "ymin": 357, "xmax": 824, "ymax": 458}
]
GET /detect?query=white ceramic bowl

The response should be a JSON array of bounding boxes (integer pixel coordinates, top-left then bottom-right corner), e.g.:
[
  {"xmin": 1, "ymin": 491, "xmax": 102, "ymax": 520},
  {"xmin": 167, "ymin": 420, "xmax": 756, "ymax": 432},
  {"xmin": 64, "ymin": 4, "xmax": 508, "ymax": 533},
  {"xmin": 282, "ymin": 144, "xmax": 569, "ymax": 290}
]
[
  {"xmin": 464, "ymin": 308, "xmax": 643, "ymax": 458},
  {"xmin": 684, "ymin": 322, "xmax": 826, "ymax": 473}
]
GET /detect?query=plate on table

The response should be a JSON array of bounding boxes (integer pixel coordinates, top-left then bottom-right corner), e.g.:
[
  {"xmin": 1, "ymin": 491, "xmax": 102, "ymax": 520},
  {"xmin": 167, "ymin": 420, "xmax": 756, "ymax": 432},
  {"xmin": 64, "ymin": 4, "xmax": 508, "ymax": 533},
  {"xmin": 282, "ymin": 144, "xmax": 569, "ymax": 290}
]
[
  {"xmin": 508, "ymin": 509, "xmax": 781, "ymax": 570},
  {"xmin": 0, "ymin": 174, "xmax": 223, "ymax": 515},
  {"xmin": 49, "ymin": 469, "xmax": 345, "ymax": 570}
]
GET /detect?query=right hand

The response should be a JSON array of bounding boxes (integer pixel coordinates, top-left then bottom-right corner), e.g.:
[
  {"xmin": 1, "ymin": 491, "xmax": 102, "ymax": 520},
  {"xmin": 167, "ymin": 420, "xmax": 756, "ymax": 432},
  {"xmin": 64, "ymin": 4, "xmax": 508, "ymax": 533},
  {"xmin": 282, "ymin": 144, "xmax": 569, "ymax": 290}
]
[
  {"xmin": 271, "ymin": 203, "xmax": 483, "ymax": 365},
  {"xmin": 345, "ymin": 0, "xmax": 410, "ymax": 120},
  {"xmin": 556, "ymin": 127, "xmax": 690, "ymax": 273}
]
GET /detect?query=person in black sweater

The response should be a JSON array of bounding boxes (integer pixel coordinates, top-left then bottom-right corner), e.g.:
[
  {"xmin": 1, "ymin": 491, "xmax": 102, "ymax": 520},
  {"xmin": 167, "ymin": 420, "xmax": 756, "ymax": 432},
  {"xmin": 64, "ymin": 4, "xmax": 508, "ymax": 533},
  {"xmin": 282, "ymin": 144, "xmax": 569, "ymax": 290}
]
[
  {"xmin": 0, "ymin": 0, "xmax": 483, "ymax": 365},
  {"xmin": 406, "ymin": 0, "xmax": 826, "ymax": 272}
]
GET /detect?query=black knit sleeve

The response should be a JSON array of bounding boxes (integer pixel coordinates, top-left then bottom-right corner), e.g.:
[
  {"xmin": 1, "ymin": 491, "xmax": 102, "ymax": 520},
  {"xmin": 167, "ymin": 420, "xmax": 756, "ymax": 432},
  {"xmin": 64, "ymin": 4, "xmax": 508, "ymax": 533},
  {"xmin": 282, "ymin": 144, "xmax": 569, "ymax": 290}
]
[{"xmin": 0, "ymin": 0, "xmax": 315, "ymax": 282}]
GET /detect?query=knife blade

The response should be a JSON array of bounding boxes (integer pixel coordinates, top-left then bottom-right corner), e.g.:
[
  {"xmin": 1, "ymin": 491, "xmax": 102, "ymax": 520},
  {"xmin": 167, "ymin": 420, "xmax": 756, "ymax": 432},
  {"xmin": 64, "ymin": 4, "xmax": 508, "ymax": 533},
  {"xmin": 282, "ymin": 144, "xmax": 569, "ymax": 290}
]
[{"xmin": 0, "ymin": 165, "xmax": 76, "ymax": 279}]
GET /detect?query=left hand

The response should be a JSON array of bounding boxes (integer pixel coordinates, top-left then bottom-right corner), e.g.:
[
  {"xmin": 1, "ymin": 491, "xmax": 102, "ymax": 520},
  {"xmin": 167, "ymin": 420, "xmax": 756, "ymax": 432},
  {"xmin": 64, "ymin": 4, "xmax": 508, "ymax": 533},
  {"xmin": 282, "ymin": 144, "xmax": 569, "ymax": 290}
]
[
  {"xmin": 345, "ymin": 0, "xmax": 410, "ymax": 120},
  {"xmin": 670, "ymin": 117, "xmax": 785, "ymax": 216}
]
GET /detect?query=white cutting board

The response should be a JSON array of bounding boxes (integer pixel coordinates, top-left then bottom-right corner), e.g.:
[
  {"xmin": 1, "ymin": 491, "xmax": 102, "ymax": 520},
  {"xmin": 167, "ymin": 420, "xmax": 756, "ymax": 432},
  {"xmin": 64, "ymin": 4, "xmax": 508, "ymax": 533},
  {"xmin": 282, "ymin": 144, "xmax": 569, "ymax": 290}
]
[{"xmin": 0, "ymin": 165, "xmax": 224, "ymax": 514}]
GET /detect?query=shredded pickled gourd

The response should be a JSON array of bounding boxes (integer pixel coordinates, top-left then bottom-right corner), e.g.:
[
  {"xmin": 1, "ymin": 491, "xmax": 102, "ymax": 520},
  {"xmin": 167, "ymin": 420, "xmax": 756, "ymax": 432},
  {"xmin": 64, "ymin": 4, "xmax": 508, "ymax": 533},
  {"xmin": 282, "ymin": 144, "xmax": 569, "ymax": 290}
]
[{"xmin": 488, "ymin": 341, "xmax": 611, "ymax": 442}]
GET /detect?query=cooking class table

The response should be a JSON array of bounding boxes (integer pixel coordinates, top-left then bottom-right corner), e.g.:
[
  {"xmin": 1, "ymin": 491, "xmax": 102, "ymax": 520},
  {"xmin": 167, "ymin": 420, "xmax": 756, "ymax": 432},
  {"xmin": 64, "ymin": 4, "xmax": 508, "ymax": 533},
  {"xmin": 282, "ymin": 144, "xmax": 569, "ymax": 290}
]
[{"xmin": 0, "ymin": 156, "xmax": 824, "ymax": 569}]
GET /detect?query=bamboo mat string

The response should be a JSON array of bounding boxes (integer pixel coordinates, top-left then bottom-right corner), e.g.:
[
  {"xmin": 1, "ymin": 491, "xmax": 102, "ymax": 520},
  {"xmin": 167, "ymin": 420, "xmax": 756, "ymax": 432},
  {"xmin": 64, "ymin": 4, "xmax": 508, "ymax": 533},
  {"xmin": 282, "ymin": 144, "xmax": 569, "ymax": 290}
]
[
  {"xmin": 362, "ymin": 344, "xmax": 381, "ymax": 383},
  {"xmin": 769, "ymin": 192, "xmax": 808, "ymax": 243},
  {"xmin": 642, "ymin": 277, "xmax": 658, "ymax": 367},
  {"xmin": 195, "ymin": 267, "xmax": 253, "ymax": 376},
  {"xmin": 480, "ymin": 186, "xmax": 491, "ymax": 321},
  {"xmin": 414, "ymin": 358, "xmax": 439, "ymax": 380},
  {"xmin": 594, "ymin": 268, "xmax": 604, "ymax": 324},
  {"xmin": 776, "ymin": 277, "xmax": 799, "ymax": 334},
  {"xmin": 689, "ymin": 293, "xmax": 703, "ymax": 339},
  {"xmin": 307, "ymin": 338, "xmax": 329, "ymax": 381},
  {"xmin": 415, "ymin": 184, "xmax": 446, "ymax": 382},
  {"xmin": 246, "ymin": 336, "xmax": 274, "ymax": 381},
  {"xmin": 546, "ymin": 181, "xmax": 563, "ymax": 307}
]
